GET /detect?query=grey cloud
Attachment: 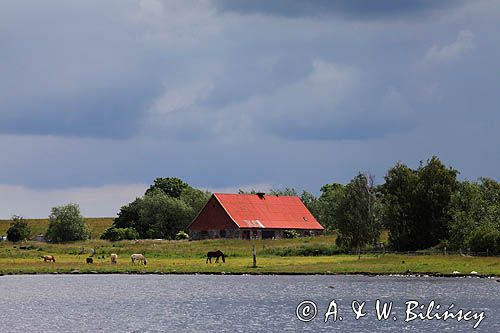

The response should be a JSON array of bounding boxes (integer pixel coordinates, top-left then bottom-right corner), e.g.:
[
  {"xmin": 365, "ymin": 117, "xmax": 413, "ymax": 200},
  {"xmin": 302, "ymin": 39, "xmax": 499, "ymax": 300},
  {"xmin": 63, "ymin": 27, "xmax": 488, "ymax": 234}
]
[
  {"xmin": 213, "ymin": 0, "xmax": 463, "ymax": 19},
  {"xmin": 147, "ymin": 60, "xmax": 416, "ymax": 141},
  {"xmin": 0, "ymin": 0, "xmax": 215, "ymax": 139},
  {"xmin": 423, "ymin": 30, "xmax": 475, "ymax": 65},
  {"xmin": 0, "ymin": 0, "xmax": 499, "ymax": 197}
]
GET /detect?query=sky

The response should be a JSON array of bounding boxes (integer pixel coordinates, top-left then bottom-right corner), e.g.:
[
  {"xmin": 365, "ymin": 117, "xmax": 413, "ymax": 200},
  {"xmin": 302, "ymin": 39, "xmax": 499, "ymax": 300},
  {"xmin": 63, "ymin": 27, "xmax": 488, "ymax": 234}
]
[{"xmin": 1, "ymin": 0, "xmax": 499, "ymax": 218}]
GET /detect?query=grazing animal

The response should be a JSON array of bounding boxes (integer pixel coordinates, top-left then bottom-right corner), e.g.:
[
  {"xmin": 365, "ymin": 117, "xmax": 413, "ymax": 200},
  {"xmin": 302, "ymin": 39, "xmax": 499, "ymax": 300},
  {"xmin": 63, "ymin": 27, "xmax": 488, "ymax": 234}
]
[
  {"xmin": 42, "ymin": 255, "xmax": 56, "ymax": 262},
  {"xmin": 131, "ymin": 253, "xmax": 147, "ymax": 265},
  {"xmin": 110, "ymin": 253, "xmax": 118, "ymax": 264},
  {"xmin": 206, "ymin": 250, "xmax": 225, "ymax": 264},
  {"xmin": 86, "ymin": 257, "xmax": 93, "ymax": 264}
]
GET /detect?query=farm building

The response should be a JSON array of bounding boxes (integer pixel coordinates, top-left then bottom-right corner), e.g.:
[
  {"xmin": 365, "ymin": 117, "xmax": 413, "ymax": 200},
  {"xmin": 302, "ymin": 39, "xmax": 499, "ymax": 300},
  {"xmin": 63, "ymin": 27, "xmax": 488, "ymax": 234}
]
[{"xmin": 187, "ymin": 193, "xmax": 324, "ymax": 240}]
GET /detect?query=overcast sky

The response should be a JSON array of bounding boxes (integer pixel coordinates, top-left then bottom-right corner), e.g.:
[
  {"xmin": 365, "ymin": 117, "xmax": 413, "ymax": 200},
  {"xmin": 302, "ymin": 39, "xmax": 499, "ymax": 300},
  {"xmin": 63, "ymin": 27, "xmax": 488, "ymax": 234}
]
[{"xmin": 1, "ymin": 0, "xmax": 499, "ymax": 218}]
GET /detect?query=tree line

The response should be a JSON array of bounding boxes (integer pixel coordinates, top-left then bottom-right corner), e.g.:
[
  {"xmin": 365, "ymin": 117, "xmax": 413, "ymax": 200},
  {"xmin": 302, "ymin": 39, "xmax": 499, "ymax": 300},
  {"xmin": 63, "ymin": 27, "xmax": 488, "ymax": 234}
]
[
  {"xmin": 5, "ymin": 156, "xmax": 499, "ymax": 254},
  {"xmin": 302, "ymin": 156, "xmax": 500, "ymax": 253}
]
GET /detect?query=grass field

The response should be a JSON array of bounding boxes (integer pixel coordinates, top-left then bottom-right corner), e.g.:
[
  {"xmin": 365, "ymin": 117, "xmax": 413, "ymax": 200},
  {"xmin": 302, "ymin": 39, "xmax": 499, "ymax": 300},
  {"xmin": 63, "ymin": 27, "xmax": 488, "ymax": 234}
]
[
  {"xmin": 0, "ymin": 236, "xmax": 498, "ymax": 276},
  {"xmin": 0, "ymin": 218, "xmax": 114, "ymax": 239}
]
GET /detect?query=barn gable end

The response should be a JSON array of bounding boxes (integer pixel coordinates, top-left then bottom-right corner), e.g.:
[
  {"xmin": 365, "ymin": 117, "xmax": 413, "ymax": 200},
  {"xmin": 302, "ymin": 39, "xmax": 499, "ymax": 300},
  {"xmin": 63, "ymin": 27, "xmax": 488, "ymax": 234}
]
[{"xmin": 188, "ymin": 195, "xmax": 239, "ymax": 239}]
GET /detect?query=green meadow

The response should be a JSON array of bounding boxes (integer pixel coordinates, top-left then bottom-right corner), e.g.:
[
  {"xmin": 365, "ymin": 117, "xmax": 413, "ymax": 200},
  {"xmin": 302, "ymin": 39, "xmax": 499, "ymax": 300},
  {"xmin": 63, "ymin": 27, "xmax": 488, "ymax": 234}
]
[{"xmin": 0, "ymin": 236, "xmax": 498, "ymax": 276}]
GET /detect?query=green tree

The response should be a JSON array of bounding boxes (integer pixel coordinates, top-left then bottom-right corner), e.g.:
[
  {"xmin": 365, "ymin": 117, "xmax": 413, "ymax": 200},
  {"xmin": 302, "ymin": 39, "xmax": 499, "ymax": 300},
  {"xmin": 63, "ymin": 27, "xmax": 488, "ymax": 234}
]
[
  {"xmin": 315, "ymin": 183, "xmax": 345, "ymax": 232},
  {"xmin": 449, "ymin": 178, "xmax": 500, "ymax": 252},
  {"xmin": 138, "ymin": 190, "xmax": 193, "ymax": 239},
  {"xmin": 107, "ymin": 179, "xmax": 210, "ymax": 239},
  {"xmin": 179, "ymin": 187, "xmax": 211, "ymax": 217},
  {"xmin": 379, "ymin": 163, "xmax": 418, "ymax": 250},
  {"xmin": 6, "ymin": 215, "xmax": 31, "ymax": 242},
  {"xmin": 112, "ymin": 197, "xmax": 142, "ymax": 229},
  {"xmin": 145, "ymin": 177, "xmax": 188, "ymax": 198},
  {"xmin": 269, "ymin": 187, "xmax": 298, "ymax": 196},
  {"xmin": 335, "ymin": 174, "xmax": 380, "ymax": 249},
  {"xmin": 300, "ymin": 190, "xmax": 319, "ymax": 218},
  {"xmin": 380, "ymin": 156, "xmax": 459, "ymax": 250},
  {"xmin": 467, "ymin": 225, "xmax": 500, "ymax": 254},
  {"xmin": 46, "ymin": 203, "xmax": 90, "ymax": 242}
]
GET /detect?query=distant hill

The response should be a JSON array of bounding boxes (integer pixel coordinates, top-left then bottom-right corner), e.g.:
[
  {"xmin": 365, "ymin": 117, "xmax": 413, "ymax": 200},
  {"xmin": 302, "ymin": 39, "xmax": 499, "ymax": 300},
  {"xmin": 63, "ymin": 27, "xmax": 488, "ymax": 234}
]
[{"xmin": 0, "ymin": 218, "xmax": 114, "ymax": 239}]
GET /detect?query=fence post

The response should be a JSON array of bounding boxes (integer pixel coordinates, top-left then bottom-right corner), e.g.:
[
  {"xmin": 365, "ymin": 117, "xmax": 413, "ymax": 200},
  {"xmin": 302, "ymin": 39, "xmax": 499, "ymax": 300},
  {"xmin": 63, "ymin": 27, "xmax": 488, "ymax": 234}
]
[
  {"xmin": 444, "ymin": 246, "xmax": 447, "ymax": 256},
  {"xmin": 486, "ymin": 249, "xmax": 489, "ymax": 257},
  {"xmin": 252, "ymin": 245, "xmax": 257, "ymax": 268}
]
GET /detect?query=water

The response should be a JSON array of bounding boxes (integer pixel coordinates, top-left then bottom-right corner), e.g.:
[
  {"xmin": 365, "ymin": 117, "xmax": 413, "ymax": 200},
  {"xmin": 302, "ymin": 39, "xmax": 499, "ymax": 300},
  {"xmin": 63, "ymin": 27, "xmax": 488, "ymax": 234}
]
[{"xmin": 0, "ymin": 274, "xmax": 498, "ymax": 332}]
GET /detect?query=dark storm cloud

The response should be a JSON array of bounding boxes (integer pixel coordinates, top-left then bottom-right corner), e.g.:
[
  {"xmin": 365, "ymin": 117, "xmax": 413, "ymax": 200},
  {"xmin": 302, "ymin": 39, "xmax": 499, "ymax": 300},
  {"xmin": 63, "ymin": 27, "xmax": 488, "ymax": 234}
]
[
  {"xmin": 0, "ymin": 81, "xmax": 160, "ymax": 139},
  {"xmin": 213, "ymin": 0, "xmax": 463, "ymax": 19},
  {"xmin": 0, "ymin": 0, "xmax": 499, "ymax": 217}
]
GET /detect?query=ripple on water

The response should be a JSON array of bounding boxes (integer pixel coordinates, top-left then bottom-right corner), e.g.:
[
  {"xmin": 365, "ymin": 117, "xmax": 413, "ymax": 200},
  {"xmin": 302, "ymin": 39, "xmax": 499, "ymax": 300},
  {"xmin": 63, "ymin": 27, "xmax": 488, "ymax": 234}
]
[{"xmin": 0, "ymin": 274, "xmax": 498, "ymax": 332}]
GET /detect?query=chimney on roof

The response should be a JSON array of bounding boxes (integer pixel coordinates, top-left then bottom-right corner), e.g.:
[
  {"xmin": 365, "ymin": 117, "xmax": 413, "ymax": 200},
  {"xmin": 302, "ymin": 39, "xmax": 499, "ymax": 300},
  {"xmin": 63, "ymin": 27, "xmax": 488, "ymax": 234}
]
[{"xmin": 256, "ymin": 192, "xmax": 265, "ymax": 199}]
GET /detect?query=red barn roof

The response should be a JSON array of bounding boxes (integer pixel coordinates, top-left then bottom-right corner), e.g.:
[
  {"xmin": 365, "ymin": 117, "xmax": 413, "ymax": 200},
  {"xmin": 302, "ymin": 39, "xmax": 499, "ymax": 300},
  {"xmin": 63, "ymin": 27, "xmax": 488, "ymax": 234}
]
[{"xmin": 211, "ymin": 193, "xmax": 324, "ymax": 230}]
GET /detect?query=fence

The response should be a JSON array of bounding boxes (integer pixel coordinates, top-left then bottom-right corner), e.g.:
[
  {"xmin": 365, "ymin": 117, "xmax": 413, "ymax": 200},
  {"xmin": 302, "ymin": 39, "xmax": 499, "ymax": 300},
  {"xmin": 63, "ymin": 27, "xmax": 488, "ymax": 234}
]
[{"xmin": 346, "ymin": 247, "xmax": 498, "ymax": 257}]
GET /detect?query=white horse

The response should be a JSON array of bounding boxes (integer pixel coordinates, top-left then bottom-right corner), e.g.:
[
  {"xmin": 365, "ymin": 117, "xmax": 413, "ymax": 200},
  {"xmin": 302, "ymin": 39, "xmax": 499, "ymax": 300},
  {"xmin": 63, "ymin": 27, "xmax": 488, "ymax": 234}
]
[
  {"xmin": 131, "ymin": 253, "xmax": 147, "ymax": 265},
  {"xmin": 110, "ymin": 253, "xmax": 118, "ymax": 264}
]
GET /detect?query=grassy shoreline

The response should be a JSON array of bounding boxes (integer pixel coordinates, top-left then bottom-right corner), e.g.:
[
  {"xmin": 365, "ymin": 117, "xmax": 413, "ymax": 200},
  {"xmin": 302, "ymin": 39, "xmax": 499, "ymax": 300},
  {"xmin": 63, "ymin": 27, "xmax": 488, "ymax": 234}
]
[{"xmin": 1, "ymin": 236, "xmax": 498, "ymax": 277}]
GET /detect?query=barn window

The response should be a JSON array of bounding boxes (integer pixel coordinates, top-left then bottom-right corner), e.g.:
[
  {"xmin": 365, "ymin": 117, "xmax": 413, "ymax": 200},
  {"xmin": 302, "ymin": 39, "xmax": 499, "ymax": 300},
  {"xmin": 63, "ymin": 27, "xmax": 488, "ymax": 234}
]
[
  {"xmin": 219, "ymin": 230, "xmax": 226, "ymax": 238},
  {"xmin": 201, "ymin": 230, "xmax": 208, "ymax": 238}
]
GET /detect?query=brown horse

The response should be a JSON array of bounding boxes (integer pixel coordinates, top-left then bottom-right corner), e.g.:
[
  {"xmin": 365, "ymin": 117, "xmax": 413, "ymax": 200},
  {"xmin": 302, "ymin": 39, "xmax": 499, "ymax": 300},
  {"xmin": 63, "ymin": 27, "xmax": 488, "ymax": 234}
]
[
  {"xmin": 42, "ymin": 255, "xmax": 56, "ymax": 262},
  {"xmin": 206, "ymin": 250, "xmax": 225, "ymax": 264}
]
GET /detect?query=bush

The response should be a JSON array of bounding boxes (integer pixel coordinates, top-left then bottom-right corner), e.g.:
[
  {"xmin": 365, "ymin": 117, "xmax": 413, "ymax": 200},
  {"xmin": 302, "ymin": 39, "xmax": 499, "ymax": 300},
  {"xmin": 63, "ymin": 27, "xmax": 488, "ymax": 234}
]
[
  {"xmin": 6, "ymin": 215, "xmax": 31, "ymax": 242},
  {"xmin": 46, "ymin": 204, "xmax": 90, "ymax": 242},
  {"xmin": 175, "ymin": 231, "xmax": 189, "ymax": 240},
  {"xmin": 101, "ymin": 227, "xmax": 139, "ymax": 241},
  {"xmin": 283, "ymin": 229, "xmax": 300, "ymax": 239},
  {"xmin": 467, "ymin": 225, "xmax": 500, "ymax": 254},
  {"xmin": 262, "ymin": 244, "xmax": 343, "ymax": 256}
]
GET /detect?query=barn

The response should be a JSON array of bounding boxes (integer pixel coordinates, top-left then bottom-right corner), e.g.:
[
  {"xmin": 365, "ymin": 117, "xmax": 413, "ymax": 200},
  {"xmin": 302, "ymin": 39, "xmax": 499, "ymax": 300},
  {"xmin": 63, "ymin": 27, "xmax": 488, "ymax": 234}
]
[{"xmin": 187, "ymin": 193, "xmax": 324, "ymax": 240}]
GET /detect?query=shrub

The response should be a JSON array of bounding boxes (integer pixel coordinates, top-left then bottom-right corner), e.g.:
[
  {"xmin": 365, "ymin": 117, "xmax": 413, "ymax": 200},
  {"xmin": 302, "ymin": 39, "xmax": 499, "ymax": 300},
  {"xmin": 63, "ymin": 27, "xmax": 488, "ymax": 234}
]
[
  {"xmin": 262, "ymin": 244, "xmax": 343, "ymax": 256},
  {"xmin": 283, "ymin": 229, "xmax": 300, "ymax": 239},
  {"xmin": 46, "ymin": 204, "xmax": 90, "ymax": 242},
  {"xmin": 467, "ymin": 225, "xmax": 500, "ymax": 254},
  {"xmin": 175, "ymin": 231, "xmax": 189, "ymax": 240},
  {"xmin": 6, "ymin": 216, "xmax": 31, "ymax": 242},
  {"xmin": 101, "ymin": 227, "xmax": 139, "ymax": 241}
]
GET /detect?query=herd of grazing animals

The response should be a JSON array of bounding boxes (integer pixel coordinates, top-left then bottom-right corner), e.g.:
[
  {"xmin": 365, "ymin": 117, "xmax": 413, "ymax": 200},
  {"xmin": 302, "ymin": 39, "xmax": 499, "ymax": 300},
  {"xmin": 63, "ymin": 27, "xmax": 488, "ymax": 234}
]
[
  {"xmin": 40, "ymin": 250, "xmax": 227, "ymax": 266},
  {"xmin": 41, "ymin": 253, "xmax": 142, "ymax": 265}
]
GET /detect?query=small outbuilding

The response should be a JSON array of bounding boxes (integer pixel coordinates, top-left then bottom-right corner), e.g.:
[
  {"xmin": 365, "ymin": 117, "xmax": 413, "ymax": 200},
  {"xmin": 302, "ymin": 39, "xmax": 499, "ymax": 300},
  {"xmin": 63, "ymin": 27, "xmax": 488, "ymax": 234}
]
[{"xmin": 188, "ymin": 193, "xmax": 324, "ymax": 240}]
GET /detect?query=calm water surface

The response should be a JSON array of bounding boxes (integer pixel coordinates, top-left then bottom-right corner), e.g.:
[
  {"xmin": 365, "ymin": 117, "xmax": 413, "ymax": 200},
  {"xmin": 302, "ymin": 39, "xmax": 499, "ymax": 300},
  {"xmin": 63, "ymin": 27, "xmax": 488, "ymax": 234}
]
[{"xmin": 0, "ymin": 274, "xmax": 498, "ymax": 332}]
